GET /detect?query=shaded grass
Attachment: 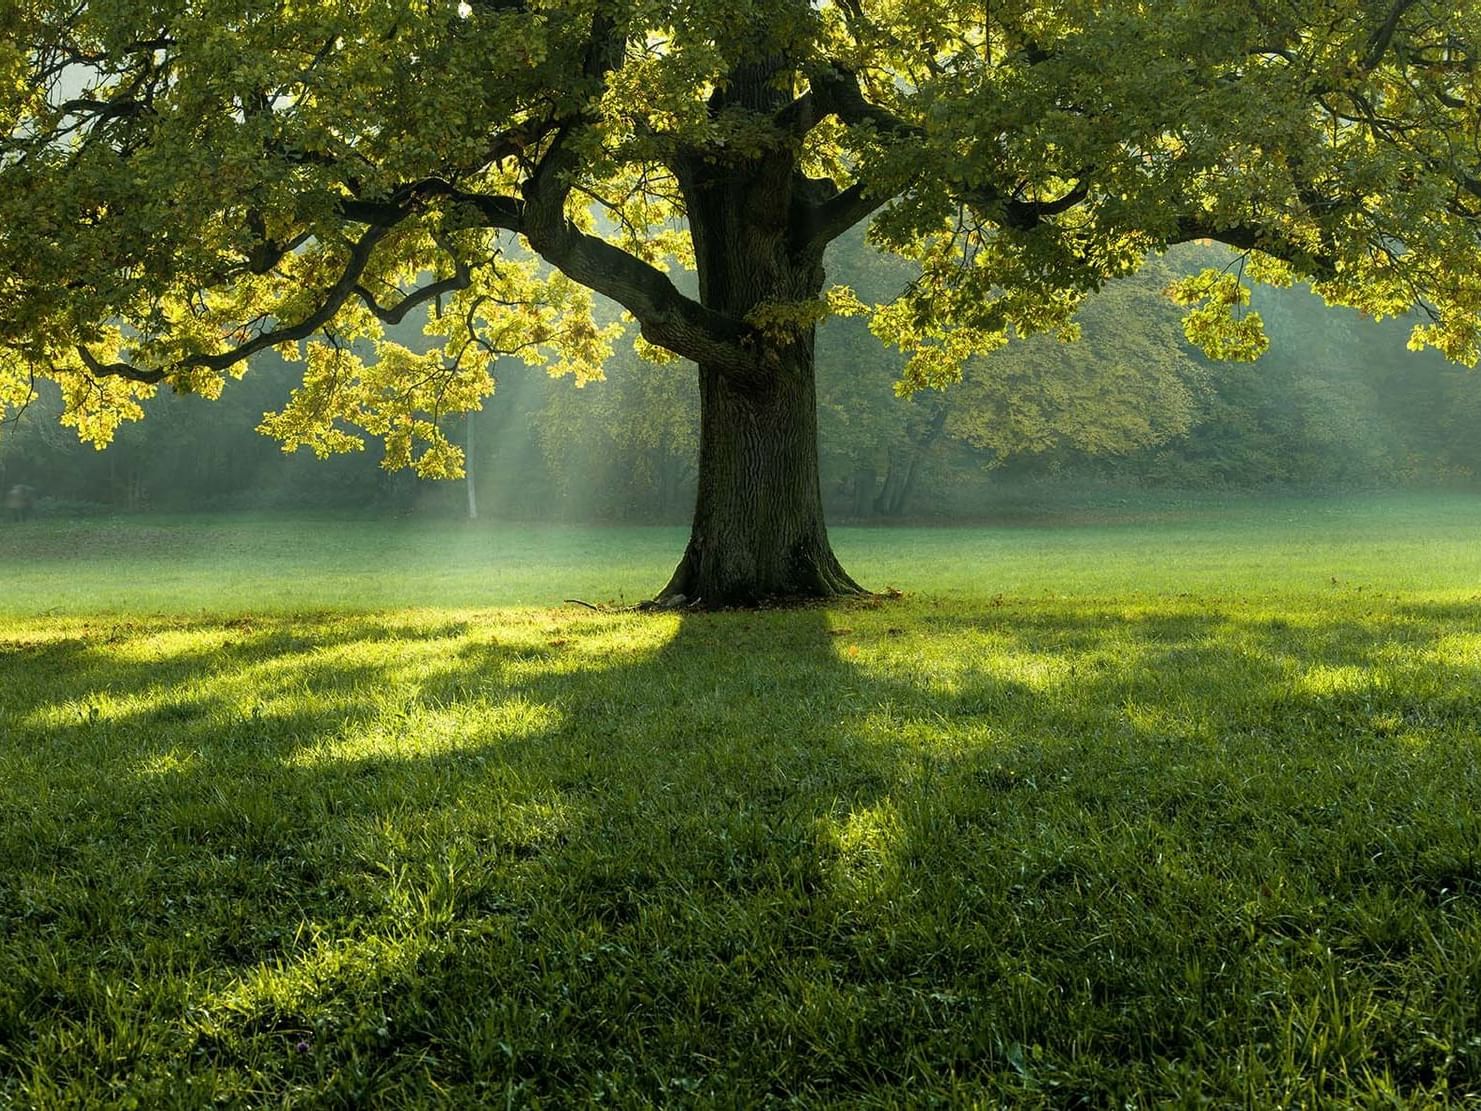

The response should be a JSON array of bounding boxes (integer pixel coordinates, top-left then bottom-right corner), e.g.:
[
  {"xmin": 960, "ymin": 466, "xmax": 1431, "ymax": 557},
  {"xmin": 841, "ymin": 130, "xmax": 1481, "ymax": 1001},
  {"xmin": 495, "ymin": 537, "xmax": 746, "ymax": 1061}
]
[{"xmin": 1, "ymin": 497, "xmax": 1480, "ymax": 1103}]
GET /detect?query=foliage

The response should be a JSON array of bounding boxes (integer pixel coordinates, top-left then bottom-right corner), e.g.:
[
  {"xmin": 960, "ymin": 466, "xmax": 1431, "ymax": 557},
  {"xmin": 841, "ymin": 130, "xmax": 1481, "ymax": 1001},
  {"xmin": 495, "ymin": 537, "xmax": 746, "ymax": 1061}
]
[
  {"xmin": 945, "ymin": 254, "xmax": 1205, "ymax": 457},
  {"xmin": 4, "ymin": 501, "xmax": 1481, "ymax": 1102},
  {"xmin": 1063, "ymin": 271, "xmax": 1474, "ymax": 490},
  {"xmin": 818, "ymin": 241, "xmax": 1210, "ymax": 517},
  {"xmin": 2, "ymin": 0, "xmax": 1479, "ymax": 474}
]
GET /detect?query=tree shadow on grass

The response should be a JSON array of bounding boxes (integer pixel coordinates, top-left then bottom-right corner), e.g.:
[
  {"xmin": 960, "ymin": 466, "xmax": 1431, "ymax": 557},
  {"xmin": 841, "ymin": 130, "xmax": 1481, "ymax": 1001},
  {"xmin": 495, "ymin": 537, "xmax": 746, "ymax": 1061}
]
[{"xmin": 2, "ymin": 598, "xmax": 1480, "ymax": 1104}]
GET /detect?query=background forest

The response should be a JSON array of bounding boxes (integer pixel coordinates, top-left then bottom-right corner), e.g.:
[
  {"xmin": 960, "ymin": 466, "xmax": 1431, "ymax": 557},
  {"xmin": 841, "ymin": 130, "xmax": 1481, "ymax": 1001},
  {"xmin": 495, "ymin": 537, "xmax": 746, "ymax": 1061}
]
[{"xmin": 4, "ymin": 236, "xmax": 1475, "ymax": 522}]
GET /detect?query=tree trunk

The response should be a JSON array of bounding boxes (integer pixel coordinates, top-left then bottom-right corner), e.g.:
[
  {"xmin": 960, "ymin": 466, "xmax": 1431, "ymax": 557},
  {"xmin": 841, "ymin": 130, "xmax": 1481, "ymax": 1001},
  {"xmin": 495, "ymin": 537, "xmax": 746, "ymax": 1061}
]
[
  {"xmin": 852, "ymin": 465, "xmax": 878, "ymax": 519},
  {"xmin": 659, "ymin": 67, "xmax": 865, "ymax": 607},
  {"xmin": 659, "ymin": 347, "xmax": 861, "ymax": 606},
  {"xmin": 893, "ymin": 452, "xmax": 922, "ymax": 516},
  {"xmin": 877, "ymin": 449, "xmax": 923, "ymax": 518}
]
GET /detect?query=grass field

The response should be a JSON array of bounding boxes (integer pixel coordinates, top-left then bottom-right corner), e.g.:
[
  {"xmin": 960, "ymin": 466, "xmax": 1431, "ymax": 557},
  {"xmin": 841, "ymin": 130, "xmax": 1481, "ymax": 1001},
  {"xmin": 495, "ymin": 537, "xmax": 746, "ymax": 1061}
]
[{"xmin": 2, "ymin": 494, "xmax": 1480, "ymax": 1104}]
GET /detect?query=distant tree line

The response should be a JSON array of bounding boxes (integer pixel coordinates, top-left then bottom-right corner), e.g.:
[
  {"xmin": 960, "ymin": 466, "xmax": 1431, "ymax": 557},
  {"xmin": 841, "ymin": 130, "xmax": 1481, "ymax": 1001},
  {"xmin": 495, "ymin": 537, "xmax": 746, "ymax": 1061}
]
[{"xmin": 2, "ymin": 240, "xmax": 1475, "ymax": 522}]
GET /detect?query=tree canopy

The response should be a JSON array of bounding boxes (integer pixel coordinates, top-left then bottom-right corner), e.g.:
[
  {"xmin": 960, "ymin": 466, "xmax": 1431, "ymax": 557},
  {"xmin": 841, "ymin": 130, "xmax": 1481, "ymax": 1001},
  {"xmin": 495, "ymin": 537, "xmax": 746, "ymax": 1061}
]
[
  {"xmin": 4, "ymin": 0, "xmax": 1480, "ymax": 600},
  {"xmin": 4, "ymin": 0, "xmax": 1479, "ymax": 451}
]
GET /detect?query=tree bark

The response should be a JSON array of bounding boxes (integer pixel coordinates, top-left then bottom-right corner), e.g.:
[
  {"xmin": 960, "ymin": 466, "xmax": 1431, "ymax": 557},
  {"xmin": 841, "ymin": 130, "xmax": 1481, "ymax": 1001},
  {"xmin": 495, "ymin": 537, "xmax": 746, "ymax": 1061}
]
[
  {"xmin": 658, "ymin": 344, "xmax": 862, "ymax": 606},
  {"xmin": 874, "ymin": 451, "xmax": 915, "ymax": 518}
]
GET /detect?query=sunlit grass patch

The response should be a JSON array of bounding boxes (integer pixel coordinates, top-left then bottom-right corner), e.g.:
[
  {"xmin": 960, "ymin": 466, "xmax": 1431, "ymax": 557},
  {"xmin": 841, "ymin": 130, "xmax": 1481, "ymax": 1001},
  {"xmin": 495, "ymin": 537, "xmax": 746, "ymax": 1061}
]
[
  {"xmin": 134, "ymin": 748, "xmax": 203, "ymax": 779},
  {"xmin": 286, "ymin": 696, "xmax": 562, "ymax": 768}
]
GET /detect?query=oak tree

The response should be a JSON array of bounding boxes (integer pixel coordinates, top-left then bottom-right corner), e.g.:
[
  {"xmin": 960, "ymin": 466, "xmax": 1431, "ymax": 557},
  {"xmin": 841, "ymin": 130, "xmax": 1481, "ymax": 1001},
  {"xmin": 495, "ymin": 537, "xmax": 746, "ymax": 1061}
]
[{"xmin": 3, "ymin": 0, "xmax": 1479, "ymax": 603}]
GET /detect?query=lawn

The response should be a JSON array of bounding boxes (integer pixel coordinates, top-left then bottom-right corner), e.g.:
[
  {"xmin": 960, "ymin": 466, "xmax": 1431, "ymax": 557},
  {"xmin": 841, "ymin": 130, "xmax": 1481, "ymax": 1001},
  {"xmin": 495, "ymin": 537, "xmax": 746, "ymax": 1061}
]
[{"xmin": 1, "ymin": 494, "xmax": 1480, "ymax": 1104}]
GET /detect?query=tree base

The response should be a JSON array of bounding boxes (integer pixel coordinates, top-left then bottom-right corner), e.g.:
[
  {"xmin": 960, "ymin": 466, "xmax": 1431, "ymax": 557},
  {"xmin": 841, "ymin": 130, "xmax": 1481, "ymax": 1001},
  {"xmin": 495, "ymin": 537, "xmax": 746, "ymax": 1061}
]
[{"xmin": 651, "ymin": 534, "xmax": 865, "ymax": 610}]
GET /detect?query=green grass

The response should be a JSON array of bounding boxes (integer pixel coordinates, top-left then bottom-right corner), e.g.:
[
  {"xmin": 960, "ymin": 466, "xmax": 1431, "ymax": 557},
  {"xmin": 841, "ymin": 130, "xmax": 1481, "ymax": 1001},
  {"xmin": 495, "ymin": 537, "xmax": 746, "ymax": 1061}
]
[
  {"xmin": 2, "ymin": 493, "xmax": 1480, "ymax": 1104},
  {"xmin": 5, "ymin": 491, "xmax": 1481, "ymax": 615}
]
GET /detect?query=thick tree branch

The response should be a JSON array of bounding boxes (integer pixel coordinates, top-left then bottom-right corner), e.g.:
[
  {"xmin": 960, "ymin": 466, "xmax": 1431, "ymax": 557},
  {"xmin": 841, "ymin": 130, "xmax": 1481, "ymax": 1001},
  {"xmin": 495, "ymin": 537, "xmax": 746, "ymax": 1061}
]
[
  {"xmin": 541, "ymin": 223, "xmax": 755, "ymax": 368},
  {"xmin": 774, "ymin": 90, "xmax": 821, "ymax": 138},
  {"xmin": 55, "ymin": 97, "xmax": 155, "ymax": 121},
  {"xmin": 807, "ymin": 65, "xmax": 917, "ymax": 139},
  {"xmin": 336, "ymin": 177, "xmax": 515, "ymax": 228},
  {"xmin": 1172, "ymin": 216, "xmax": 1339, "ymax": 278},
  {"xmin": 512, "ymin": 13, "xmax": 760, "ymax": 384},
  {"xmin": 75, "ymin": 345, "xmax": 168, "ymax": 384},
  {"xmin": 794, "ymin": 181, "xmax": 887, "ymax": 256},
  {"xmin": 1362, "ymin": 0, "xmax": 1421, "ymax": 70},
  {"xmin": 336, "ymin": 174, "xmax": 749, "ymax": 374},
  {"xmin": 244, "ymin": 209, "xmax": 312, "ymax": 276}
]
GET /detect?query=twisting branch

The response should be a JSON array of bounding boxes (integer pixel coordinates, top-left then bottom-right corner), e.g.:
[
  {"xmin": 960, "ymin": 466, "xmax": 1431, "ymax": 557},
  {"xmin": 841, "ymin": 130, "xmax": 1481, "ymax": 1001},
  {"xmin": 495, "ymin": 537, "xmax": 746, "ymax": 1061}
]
[
  {"xmin": 353, "ymin": 233, "xmax": 475, "ymax": 325},
  {"xmin": 75, "ymin": 345, "xmax": 167, "ymax": 383},
  {"xmin": 341, "ymin": 174, "xmax": 750, "ymax": 375},
  {"xmin": 77, "ymin": 225, "xmax": 396, "ymax": 384}
]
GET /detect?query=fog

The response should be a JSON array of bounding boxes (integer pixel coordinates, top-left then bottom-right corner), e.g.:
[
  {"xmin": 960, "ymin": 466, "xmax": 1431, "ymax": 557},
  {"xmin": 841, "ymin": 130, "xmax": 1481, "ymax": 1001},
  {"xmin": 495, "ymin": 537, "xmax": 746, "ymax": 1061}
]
[{"xmin": 2, "ymin": 241, "xmax": 1474, "ymax": 526}]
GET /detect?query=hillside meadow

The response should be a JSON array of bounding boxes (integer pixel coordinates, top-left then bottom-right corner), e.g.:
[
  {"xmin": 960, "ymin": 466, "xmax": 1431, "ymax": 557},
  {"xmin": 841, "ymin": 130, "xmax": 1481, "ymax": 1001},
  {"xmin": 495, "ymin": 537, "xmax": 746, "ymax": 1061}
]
[{"xmin": 1, "ymin": 494, "xmax": 1480, "ymax": 1104}]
